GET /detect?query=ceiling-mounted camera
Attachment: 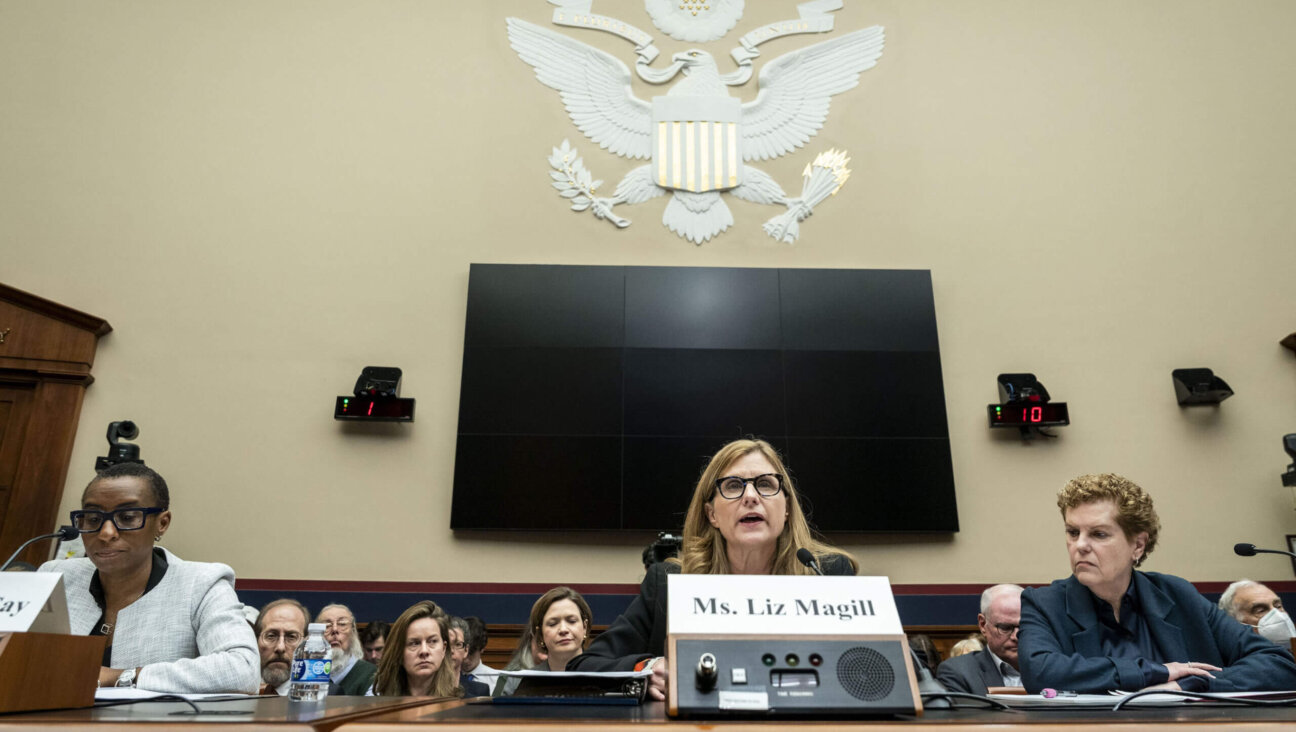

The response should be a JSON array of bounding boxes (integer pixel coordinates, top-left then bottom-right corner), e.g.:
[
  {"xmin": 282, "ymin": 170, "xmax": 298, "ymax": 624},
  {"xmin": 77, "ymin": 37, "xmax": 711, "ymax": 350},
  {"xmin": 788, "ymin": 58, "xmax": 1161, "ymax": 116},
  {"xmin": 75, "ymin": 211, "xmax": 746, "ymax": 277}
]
[{"xmin": 95, "ymin": 420, "xmax": 144, "ymax": 470}]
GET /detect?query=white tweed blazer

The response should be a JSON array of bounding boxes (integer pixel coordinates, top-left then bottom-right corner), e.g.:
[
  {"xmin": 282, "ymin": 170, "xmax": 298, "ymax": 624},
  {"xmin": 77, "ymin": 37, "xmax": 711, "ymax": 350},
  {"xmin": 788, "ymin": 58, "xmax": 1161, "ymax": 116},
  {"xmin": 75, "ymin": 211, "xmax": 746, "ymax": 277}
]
[{"xmin": 38, "ymin": 548, "xmax": 260, "ymax": 694}]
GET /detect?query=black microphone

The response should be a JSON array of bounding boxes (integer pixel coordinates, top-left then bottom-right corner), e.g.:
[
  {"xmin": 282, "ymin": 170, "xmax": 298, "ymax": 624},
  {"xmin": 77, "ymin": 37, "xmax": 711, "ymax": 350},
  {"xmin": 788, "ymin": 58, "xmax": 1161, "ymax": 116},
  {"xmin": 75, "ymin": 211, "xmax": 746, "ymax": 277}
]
[
  {"xmin": 796, "ymin": 548, "xmax": 824, "ymax": 576},
  {"xmin": 1234, "ymin": 542, "xmax": 1296, "ymax": 560},
  {"xmin": 1, "ymin": 526, "xmax": 79, "ymax": 572}
]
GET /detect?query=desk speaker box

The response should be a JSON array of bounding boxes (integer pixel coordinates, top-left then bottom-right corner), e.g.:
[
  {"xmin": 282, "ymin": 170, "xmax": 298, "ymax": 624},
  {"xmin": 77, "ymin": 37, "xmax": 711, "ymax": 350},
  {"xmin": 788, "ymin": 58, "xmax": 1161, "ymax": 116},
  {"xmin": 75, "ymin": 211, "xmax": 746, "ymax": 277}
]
[{"xmin": 668, "ymin": 634, "xmax": 920, "ymax": 718}]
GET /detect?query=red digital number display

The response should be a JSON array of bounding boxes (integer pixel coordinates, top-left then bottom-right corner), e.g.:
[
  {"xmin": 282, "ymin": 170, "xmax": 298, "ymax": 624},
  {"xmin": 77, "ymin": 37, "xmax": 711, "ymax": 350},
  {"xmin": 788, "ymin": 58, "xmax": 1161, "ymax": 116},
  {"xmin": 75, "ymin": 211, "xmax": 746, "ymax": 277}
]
[{"xmin": 988, "ymin": 402, "xmax": 1069, "ymax": 428}]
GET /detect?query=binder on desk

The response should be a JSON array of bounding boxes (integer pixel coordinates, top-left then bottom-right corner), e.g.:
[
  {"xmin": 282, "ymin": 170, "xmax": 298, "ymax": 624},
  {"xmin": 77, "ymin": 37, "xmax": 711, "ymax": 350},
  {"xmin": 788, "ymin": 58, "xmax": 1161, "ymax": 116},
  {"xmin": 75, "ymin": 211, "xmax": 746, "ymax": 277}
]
[{"xmin": 492, "ymin": 670, "xmax": 650, "ymax": 706}]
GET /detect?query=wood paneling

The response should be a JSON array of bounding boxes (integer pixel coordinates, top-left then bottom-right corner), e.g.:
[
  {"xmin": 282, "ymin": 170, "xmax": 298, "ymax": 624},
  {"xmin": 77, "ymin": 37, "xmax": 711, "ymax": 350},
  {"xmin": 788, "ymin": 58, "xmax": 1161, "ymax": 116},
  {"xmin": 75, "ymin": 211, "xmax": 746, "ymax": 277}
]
[{"xmin": 0, "ymin": 283, "xmax": 109, "ymax": 567}]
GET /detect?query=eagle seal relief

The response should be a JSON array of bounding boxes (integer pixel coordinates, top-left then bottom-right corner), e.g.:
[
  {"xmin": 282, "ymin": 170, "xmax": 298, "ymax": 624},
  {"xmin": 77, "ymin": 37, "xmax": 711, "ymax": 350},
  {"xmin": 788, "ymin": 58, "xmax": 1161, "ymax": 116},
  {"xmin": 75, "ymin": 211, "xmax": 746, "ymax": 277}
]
[{"xmin": 507, "ymin": 1, "xmax": 884, "ymax": 245}]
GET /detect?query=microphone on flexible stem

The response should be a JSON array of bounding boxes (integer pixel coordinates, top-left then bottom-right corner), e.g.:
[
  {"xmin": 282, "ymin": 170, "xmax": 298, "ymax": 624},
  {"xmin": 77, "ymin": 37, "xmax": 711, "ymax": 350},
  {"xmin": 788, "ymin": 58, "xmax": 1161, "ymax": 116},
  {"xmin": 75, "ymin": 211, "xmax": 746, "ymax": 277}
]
[
  {"xmin": 1, "ymin": 526, "xmax": 79, "ymax": 572},
  {"xmin": 1234, "ymin": 542, "xmax": 1296, "ymax": 560},
  {"xmin": 796, "ymin": 548, "xmax": 824, "ymax": 576}
]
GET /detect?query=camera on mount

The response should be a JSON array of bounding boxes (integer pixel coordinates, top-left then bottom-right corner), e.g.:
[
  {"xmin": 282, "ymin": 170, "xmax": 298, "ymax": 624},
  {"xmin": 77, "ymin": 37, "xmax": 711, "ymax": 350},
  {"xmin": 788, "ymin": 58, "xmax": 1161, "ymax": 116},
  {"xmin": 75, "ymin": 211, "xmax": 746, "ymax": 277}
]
[
  {"xmin": 95, "ymin": 420, "xmax": 144, "ymax": 470},
  {"xmin": 643, "ymin": 532, "xmax": 683, "ymax": 569}
]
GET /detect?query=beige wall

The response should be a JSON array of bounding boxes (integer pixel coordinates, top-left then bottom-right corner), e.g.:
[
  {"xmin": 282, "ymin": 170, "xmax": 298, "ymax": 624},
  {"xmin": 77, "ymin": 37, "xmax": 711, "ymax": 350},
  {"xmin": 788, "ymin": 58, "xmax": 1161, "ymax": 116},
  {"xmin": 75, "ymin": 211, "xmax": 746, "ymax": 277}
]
[{"xmin": 3, "ymin": 1, "xmax": 1294, "ymax": 586}]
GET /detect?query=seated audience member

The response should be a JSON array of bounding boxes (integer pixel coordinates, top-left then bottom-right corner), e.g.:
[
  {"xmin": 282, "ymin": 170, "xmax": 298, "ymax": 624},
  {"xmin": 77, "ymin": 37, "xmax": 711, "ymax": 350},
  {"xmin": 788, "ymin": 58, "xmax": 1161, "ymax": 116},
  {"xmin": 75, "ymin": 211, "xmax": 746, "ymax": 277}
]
[
  {"xmin": 317, "ymin": 604, "xmax": 377, "ymax": 695},
  {"xmin": 530, "ymin": 587, "xmax": 593, "ymax": 672},
  {"xmin": 371, "ymin": 600, "xmax": 463, "ymax": 698},
  {"xmin": 493, "ymin": 621, "xmax": 547, "ymax": 696},
  {"xmin": 1020, "ymin": 474, "xmax": 1296, "ymax": 693},
  {"xmin": 360, "ymin": 620, "xmax": 391, "ymax": 665},
  {"xmin": 38, "ymin": 462, "xmax": 259, "ymax": 693},
  {"xmin": 462, "ymin": 616, "xmax": 499, "ymax": 690},
  {"xmin": 448, "ymin": 616, "xmax": 492, "ymax": 696},
  {"xmin": 937, "ymin": 584, "xmax": 1024, "ymax": 694},
  {"xmin": 908, "ymin": 634, "xmax": 940, "ymax": 674},
  {"xmin": 569, "ymin": 438, "xmax": 857, "ymax": 701},
  {"xmin": 948, "ymin": 637, "xmax": 984, "ymax": 659},
  {"xmin": 1219, "ymin": 580, "xmax": 1295, "ymax": 644},
  {"xmin": 255, "ymin": 599, "xmax": 309, "ymax": 695}
]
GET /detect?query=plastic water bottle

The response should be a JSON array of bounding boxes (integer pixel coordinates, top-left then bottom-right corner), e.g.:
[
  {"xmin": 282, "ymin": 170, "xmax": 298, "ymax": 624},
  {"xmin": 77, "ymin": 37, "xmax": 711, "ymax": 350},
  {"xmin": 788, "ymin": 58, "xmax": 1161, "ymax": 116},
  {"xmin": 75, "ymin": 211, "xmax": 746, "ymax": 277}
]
[{"xmin": 289, "ymin": 622, "xmax": 332, "ymax": 702}]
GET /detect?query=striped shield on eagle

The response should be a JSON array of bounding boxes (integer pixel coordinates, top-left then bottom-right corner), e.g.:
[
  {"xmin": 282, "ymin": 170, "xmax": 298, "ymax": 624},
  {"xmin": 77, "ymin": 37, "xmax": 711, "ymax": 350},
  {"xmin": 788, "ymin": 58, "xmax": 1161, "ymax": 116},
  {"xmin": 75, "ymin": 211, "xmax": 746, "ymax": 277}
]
[{"xmin": 651, "ymin": 96, "xmax": 742, "ymax": 193}]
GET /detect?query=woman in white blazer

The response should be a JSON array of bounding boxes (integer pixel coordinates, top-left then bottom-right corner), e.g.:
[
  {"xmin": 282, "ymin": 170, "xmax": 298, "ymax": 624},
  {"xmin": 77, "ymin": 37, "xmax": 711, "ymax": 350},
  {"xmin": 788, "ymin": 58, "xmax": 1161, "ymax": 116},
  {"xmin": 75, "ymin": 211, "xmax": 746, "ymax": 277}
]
[{"xmin": 38, "ymin": 462, "xmax": 259, "ymax": 694}]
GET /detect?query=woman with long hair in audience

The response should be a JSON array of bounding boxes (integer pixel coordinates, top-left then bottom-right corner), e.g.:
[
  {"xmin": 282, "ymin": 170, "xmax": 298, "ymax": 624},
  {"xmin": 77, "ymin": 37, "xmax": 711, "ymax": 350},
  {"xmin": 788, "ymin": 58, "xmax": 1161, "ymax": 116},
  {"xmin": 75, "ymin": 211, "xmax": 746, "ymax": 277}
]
[
  {"xmin": 370, "ymin": 600, "xmax": 463, "ymax": 698},
  {"xmin": 569, "ymin": 438, "xmax": 857, "ymax": 699},
  {"xmin": 39, "ymin": 462, "xmax": 259, "ymax": 693},
  {"xmin": 529, "ymin": 587, "xmax": 593, "ymax": 671}
]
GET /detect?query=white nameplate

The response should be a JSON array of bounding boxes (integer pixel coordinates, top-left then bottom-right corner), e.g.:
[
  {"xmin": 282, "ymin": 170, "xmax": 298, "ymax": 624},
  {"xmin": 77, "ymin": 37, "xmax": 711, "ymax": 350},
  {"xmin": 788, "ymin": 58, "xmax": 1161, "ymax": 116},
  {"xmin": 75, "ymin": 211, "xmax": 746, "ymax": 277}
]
[
  {"xmin": 0, "ymin": 573, "xmax": 70, "ymax": 633},
  {"xmin": 667, "ymin": 574, "xmax": 903, "ymax": 635}
]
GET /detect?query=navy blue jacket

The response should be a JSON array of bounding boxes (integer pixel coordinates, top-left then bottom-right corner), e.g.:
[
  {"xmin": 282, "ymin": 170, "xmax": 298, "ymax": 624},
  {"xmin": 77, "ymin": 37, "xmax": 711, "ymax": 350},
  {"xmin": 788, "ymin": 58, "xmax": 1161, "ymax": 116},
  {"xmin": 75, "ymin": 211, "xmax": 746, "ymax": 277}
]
[{"xmin": 1020, "ymin": 571, "xmax": 1296, "ymax": 693}]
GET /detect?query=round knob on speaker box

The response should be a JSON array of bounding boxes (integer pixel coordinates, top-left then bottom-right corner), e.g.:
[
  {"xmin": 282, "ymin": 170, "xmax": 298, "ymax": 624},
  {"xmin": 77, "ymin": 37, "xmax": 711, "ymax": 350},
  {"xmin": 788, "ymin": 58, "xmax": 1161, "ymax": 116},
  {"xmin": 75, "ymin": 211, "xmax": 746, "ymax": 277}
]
[{"xmin": 695, "ymin": 652, "xmax": 718, "ymax": 692}]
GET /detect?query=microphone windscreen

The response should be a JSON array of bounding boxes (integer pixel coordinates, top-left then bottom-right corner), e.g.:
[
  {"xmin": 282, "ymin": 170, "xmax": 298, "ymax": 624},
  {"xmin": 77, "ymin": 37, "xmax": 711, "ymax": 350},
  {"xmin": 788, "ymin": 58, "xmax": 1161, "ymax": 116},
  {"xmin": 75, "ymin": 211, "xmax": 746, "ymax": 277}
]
[
  {"xmin": 1234, "ymin": 543, "xmax": 1258, "ymax": 557},
  {"xmin": 58, "ymin": 525, "xmax": 79, "ymax": 541},
  {"xmin": 796, "ymin": 548, "xmax": 815, "ymax": 567}
]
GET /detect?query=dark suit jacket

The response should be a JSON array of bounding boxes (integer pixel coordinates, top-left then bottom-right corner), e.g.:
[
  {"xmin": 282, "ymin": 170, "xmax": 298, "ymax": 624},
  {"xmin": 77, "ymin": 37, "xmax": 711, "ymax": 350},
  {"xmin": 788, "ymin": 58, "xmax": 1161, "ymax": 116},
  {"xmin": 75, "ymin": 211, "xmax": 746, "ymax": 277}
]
[
  {"xmin": 935, "ymin": 648, "xmax": 1005, "ymax": 695},
  {"xmin": 568, "ymin": 553, "xmax": 856, "ymax": 672},
  {"xmin": 330, "ymin": 658, "xmax": 377, "ymax": 696},
  {"xmin": 460, "ymin": 675, "xmax": 492, "ymax": 698},
  {"xmin": 1020, "ymin": 571, "xmax": 1296, "ymax": 693}
]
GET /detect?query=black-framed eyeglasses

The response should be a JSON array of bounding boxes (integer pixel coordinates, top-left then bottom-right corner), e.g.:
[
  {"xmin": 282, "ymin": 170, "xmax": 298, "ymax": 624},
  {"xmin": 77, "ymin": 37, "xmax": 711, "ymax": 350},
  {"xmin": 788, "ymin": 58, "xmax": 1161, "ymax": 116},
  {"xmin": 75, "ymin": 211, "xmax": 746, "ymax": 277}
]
[
  {"xmin": 714, "ymin": 473, "xmax": 783, "ymax": 500},
  {"xmin": 991, "ymin": 622, "xmax": 1020, "ymax": 636},
  {"xmin": 70, "ymin": 507, "xmax": 164, "ymax": 533}
]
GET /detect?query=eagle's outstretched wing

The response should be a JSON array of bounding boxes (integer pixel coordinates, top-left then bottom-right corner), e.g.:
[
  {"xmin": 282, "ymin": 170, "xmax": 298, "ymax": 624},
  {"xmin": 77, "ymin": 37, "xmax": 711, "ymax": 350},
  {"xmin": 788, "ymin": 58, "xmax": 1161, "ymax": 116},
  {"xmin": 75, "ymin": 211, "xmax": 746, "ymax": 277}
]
[
  {"xmin": 741, "ymin": 26, "xmax": 885, "ymax": 162},
  {"xmin": 506, "ymin": 18, "xmax": 654, "ymax": 160}
]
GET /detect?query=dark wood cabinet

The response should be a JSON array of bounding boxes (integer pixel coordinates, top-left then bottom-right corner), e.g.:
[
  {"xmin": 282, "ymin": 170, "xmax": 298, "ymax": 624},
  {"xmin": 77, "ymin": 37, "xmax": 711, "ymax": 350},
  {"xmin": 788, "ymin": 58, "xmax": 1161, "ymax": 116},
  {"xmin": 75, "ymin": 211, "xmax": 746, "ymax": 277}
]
[{"xmin": 0, "ymin": 283, "xmax": 110, "ymax": 567}]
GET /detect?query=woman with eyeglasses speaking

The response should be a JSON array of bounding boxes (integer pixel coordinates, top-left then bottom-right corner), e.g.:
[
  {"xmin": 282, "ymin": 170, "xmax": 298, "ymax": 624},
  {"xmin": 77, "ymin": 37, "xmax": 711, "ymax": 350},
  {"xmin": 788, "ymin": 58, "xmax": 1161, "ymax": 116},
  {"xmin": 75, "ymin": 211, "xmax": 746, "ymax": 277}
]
[
  {"xmin": 38, "ymin": 462, "xmax": 259, "ymax": 693},
  {"xmin": 568, "ymin": 438, "xmax": 857, "ymax": 700}
]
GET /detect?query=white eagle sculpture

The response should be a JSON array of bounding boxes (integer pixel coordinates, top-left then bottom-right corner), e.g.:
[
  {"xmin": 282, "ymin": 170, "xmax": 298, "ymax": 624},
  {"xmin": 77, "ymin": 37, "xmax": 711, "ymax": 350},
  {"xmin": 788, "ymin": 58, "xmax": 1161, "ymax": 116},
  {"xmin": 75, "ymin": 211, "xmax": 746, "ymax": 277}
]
[{"xmin": 506, "ymin": 17, "xmax": 884, "ymax": 245}]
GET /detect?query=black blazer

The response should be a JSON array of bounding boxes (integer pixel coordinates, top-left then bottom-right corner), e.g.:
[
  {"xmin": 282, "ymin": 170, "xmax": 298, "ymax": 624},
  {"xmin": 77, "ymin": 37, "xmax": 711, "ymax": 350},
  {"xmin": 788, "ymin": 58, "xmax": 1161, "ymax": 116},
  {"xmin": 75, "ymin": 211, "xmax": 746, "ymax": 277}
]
[
  {"xmin": 1020, "ymin": 571, "xmax": 1296, "ymax": 693},
  {"xmin": 568, "ymin": 553, "xmax": 856, "ymax": 672},
  {"xmin": 934, "ymin": 648, "xmax": 1005, "ymax": 695}
]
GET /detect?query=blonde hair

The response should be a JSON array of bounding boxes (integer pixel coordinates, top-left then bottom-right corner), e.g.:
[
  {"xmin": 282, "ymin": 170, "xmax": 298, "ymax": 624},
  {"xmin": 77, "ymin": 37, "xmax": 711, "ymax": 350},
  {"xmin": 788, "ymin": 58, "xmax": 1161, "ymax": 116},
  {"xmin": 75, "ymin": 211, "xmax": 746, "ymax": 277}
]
[
  {"xmin": 672, "ymin": 438, "xmax": 856, "ymax": 576},
  {"xmin": 373, "ymin": 601, "xmax": 463, "ymax": 698},
  {"xmin": 949, "ymin": 637, "xmax": 984, "ymax": 658},
  {"xmin": 1057, "ymin": 473, "xmax": 1160, "ymax": 566}
]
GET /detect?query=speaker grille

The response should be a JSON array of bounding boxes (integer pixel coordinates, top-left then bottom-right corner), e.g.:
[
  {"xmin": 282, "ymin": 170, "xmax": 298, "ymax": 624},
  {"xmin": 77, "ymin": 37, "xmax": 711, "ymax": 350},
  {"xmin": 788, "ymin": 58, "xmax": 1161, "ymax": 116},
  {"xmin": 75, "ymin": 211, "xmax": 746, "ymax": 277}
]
[{"xmin": 835, "ymin": 647, "xmax": 895, "ymax": 701}]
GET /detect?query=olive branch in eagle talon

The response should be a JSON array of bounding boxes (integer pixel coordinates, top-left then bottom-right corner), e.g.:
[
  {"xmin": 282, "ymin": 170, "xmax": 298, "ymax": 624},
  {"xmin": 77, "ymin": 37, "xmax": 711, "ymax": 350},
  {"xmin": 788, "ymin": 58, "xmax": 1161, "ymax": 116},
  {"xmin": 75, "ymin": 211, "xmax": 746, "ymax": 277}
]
[{"xmin": 547, "ymin": 140, "xmax": 629, "ymax": 228}]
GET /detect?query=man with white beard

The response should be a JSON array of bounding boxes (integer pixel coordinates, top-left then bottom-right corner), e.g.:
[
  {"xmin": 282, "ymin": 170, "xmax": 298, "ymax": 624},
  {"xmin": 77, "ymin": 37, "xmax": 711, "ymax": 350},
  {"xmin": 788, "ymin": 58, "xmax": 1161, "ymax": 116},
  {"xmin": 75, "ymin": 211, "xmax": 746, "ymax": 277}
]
[{"xmin": 316, "ymin": 604, "xmax": 377, "ymax": 695}]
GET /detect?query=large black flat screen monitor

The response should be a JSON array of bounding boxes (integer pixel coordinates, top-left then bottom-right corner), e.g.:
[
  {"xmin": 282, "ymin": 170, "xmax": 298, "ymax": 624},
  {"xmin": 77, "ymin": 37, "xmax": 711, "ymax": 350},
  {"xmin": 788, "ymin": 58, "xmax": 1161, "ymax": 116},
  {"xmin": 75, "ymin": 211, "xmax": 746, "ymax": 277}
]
[{"xmin": 451, "ymin": 265, "xmax": 958, "ymax": 533}]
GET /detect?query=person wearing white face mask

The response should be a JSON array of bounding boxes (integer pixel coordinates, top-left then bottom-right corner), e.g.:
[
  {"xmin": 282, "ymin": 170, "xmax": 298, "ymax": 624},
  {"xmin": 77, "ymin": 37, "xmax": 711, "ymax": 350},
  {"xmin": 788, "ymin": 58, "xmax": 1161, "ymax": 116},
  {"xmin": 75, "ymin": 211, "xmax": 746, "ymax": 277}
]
[{"xmin": 1219, "ymin": 580, "xmax": 1296, "ymax": 644}]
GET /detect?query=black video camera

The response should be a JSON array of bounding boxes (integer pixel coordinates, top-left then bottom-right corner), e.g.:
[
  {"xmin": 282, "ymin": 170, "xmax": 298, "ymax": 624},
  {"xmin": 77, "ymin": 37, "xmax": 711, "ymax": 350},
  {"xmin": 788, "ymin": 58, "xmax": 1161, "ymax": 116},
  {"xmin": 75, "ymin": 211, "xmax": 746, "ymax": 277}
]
[{"xmin": 95, "ymin": 421, "xmax": 144, "ymax": 470}]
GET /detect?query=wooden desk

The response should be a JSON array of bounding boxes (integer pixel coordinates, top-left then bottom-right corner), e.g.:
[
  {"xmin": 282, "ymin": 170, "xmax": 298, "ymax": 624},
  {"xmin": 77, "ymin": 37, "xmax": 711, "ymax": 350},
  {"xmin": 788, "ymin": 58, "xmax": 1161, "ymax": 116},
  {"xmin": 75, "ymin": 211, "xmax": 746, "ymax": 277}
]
[
  {"xmin": 337, "ymin": 698, "xmax": 1296, "ymax": 730},
  {"xmin": 0, "ymin": 694, "xmax": 444, "ymax": 731}
]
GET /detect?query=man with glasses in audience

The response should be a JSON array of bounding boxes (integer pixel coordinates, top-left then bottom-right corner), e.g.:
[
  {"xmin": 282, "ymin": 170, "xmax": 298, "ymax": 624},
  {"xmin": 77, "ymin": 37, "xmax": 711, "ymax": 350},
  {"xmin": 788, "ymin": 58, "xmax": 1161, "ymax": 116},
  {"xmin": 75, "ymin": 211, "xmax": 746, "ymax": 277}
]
[
  {"xmin": 937, "ymin": 584, "xmax": 1024, "ymax": 695},
  {"xmin": 461, "ymin": 616, "xmax": 499, "ymax": 691},
  {"xmin": 448, "ymin": 616, "xmax": 491, "ymax": 696},
  {"xmin": 255, "ymin": 599, "xmax": 309, "ymax": 695},
  {"xmin": 316, "ymin": 604, "xmax": 377, "ymax": 695}
]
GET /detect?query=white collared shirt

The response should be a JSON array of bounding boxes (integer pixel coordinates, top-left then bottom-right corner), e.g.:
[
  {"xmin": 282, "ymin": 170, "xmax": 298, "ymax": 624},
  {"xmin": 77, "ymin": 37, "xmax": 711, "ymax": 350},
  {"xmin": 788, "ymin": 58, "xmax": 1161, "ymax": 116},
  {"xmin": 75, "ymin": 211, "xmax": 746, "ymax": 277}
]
[{"xmin": 987, "ymin": 649, "xmax": 1022, "ymax": 687}]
